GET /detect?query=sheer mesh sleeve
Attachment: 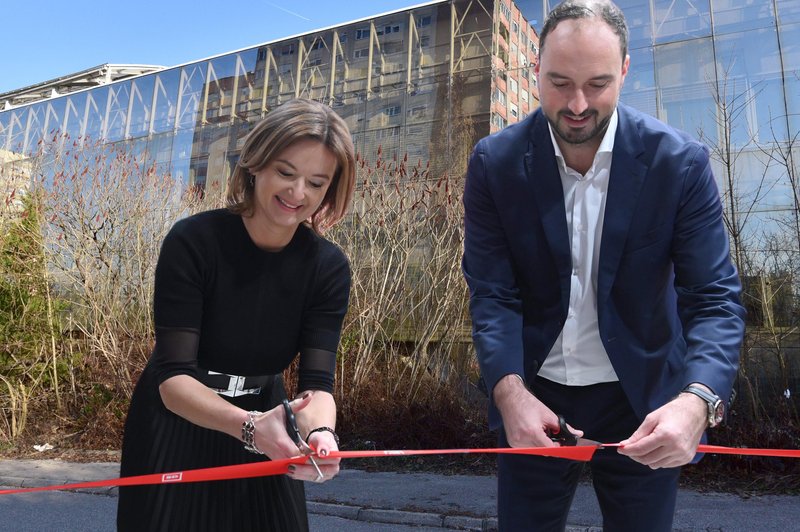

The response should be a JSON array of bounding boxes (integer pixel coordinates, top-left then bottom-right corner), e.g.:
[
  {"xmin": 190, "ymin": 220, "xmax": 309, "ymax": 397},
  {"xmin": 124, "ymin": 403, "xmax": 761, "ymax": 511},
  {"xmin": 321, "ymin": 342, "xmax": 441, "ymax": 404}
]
[
  {"xmin": 297, "ymin": 347, "xmax": 336, "ymax": 393},
  {"xmin": 151, "ymin": 327, "xmax": 201, "ymax": 384}
]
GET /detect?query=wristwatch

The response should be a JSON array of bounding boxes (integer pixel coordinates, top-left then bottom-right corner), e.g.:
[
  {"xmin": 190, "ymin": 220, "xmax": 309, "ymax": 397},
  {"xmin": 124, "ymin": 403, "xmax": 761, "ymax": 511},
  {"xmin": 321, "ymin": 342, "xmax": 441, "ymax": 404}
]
[{"xmin": 682, "ymin": 385, "xmax": 724, "ymax": 428}]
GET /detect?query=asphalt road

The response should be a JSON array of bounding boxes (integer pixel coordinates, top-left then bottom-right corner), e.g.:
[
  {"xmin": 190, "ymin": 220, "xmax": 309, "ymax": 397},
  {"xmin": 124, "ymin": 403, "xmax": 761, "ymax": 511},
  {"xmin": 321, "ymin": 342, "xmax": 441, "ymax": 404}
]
[{"xmin": 0, "ymin": 488, "xmax": 458, "ymax": 532}]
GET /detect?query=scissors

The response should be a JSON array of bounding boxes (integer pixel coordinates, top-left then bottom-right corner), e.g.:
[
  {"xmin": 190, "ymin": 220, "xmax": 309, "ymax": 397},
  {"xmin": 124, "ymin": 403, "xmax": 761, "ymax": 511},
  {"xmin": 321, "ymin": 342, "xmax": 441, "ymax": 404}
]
[
  {"xmin": 547, "ymin": 415, "xmax": 603, "ymax": 447},
  {"xmin": 282, "ymin": 399, "xmax": 324, "ymax": 480}
]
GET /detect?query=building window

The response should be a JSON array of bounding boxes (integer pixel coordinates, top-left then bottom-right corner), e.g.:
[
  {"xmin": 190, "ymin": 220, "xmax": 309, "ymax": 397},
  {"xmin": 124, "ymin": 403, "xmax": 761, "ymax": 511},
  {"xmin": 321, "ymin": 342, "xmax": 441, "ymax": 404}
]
[
  {"xmin": 407, "ymin": 105, "xmax": 426, "ymax": 118},
  {"xmin": 510, "ymin": 102, "xmax": 518, "ymax": 119},
  {"xmin": 311, "ymin": 39, "xmax": 325, "ymax": 51},
  {"xmin": 509, "ymin": 78, "xmax": 518, "ymax": 94},
  {"xmin": 495, "ymin": 88, "xmax": 507, "ymax": 106},
  {"xmin": 281, "ymin": 44, "xmax": 295, "ymax": 55},
  {"xmin": 377, "ymin": 24, "xmax": 402, "ymax": 35},
  {"xmin": 499, "ymin": 3, "xmax": 511, "ymax": 20},
  {"xmin": 420, "ymin": 35, "xmax": 431, "ymax": 47},
  {"xmin": 354, "ymin": 48, "xmax": 369, "ymax": 59},
  {"xmin": 492, "ymin": 113, "xmax": 507, "ymax": 129},
  {"xmin": 356, "ymin": 27, "xmax": 370, "ymax": 40},
  {"xmin": 384, "ymin": 105, "xmax": 401, "ymax": 117},
  {"xmin": 377, "ymin": 126, "xmax": 401, "ymax": 139},
  {"xmin": 416, "ymin": 15, "xmax": 432, "ymax": 27},
  {"xmin": 512, "ymin": 21, "xmax": 519, "ymax": 35},
  {"xmin": 339, "ymin": 32, "xmax": 347, "ymax": 43}
]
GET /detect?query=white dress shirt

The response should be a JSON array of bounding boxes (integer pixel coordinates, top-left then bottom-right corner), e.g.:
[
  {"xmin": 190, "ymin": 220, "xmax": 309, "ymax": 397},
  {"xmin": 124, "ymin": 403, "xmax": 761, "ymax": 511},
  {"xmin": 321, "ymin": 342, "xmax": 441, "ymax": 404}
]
[{"xmin": 537, "ymin": 110, "xmax": 620, "ymax": 386}]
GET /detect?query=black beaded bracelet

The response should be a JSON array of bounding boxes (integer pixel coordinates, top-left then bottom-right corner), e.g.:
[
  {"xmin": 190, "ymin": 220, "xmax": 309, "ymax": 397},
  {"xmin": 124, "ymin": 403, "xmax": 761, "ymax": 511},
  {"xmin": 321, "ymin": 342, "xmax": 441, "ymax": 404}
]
[{"xmin": 306, "ymin": 426, "xmax": 339, "ymax": 446}]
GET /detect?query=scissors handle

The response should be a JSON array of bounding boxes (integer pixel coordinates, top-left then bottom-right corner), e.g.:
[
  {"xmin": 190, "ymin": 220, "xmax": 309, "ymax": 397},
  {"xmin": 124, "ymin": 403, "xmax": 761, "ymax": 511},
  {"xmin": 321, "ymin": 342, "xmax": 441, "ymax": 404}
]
[
  {"xmin": 547, "ymin": 414, "xmax": 578, "ymax": 446},
  {"xmin": 282, "ymin": 399, "xmax": 303, "ymax": 447},
  {"xmin": 282, "ymin": 399, "xmax": 324, "ymax": 479}
]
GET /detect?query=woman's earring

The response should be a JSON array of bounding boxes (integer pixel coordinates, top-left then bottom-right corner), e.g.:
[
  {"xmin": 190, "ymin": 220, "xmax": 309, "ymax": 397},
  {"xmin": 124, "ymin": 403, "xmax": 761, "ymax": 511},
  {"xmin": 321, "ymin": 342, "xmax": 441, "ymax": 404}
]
[{"xmin": 249, "ymin": 174, "xmax": 255, "ymax": 188}]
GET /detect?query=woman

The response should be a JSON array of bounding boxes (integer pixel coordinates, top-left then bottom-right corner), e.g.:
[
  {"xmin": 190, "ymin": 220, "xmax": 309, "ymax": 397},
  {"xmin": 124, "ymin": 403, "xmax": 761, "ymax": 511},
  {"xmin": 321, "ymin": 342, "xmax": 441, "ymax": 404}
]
[{"xmin": 117, "ymin": 98, "xmax": 356, "ymax": 531}]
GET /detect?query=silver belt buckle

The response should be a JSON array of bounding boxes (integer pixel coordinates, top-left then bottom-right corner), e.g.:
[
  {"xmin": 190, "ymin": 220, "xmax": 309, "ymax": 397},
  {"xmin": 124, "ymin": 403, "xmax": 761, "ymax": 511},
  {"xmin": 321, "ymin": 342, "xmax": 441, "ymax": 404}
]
[{"xmin": 207, "ymin": 371, "xmax": 262, "ymax": 397}]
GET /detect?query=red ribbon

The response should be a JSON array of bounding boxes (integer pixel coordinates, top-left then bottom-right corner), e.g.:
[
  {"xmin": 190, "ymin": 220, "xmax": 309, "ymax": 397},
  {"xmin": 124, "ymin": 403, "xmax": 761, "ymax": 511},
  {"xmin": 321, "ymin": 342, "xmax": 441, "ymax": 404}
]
[{"xmin": 1, "ymin": 444, "xmax": 797, "ymax": 495}]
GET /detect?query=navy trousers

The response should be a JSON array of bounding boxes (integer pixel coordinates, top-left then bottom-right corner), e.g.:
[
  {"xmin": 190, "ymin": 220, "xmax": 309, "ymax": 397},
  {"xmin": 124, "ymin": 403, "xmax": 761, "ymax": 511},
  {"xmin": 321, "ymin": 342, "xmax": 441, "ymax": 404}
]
[{"xmin": 497, "ymin": 377, "xmax": 680, "ymax": 532}]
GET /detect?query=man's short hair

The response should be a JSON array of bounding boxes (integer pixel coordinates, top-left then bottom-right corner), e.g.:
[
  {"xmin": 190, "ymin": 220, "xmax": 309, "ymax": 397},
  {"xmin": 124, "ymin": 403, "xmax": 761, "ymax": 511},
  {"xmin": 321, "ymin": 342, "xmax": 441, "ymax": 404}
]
[{"xmin": 538, "ymin": 0, "xmax": 629, "ymax": 62}]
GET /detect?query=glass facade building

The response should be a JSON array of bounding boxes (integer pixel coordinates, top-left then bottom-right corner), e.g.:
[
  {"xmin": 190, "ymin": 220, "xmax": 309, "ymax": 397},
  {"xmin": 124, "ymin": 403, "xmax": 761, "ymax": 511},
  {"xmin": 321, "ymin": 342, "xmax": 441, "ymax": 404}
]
[
  {"xmin": 0, "ymin": 0, "xmax": 540, "ymax": 195},
  {"xmin": 3, "ymin": 0, "xmax": 797, "ymax": 251},
  {"xmin": 518, "ymin": 0, "xmax": 800, "ymax": 247}
]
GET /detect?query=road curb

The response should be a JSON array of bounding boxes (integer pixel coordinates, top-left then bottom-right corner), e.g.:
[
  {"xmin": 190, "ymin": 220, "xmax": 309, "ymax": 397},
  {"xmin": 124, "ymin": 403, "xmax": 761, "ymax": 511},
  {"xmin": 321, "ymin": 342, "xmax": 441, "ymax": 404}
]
[{"xmin": 307, "ymin": 500, "xmax": 496, "ymax": 531}]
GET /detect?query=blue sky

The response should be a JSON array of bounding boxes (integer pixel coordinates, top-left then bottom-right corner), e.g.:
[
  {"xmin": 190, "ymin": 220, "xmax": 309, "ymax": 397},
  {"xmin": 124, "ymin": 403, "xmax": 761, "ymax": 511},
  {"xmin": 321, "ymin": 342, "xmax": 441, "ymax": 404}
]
[{"xmin": 0, "ymin": 0, "xmax": 426, "ymax": 94}]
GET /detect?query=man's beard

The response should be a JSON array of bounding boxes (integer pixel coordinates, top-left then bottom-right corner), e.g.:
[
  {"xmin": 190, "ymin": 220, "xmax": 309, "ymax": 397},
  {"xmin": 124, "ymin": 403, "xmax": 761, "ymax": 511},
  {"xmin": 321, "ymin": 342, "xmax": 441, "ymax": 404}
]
[{"xmin": 549, "ymin": 109, "xmax": 612, "ymax": 146}]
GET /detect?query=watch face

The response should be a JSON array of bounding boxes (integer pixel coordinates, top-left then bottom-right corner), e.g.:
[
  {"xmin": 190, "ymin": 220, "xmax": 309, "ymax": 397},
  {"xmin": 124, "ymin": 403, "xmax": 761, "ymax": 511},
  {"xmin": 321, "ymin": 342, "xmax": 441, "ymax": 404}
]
[{"xmin": 713, "ymin": 400, "xmax": 725, "ymax": 424}]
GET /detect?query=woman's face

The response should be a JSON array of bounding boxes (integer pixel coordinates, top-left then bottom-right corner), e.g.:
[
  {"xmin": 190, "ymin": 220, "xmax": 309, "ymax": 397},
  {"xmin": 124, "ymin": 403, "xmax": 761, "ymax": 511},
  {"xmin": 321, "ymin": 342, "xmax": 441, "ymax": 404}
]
[{"xmin": 250, "ymin": 138, "xmax": 337, "ymax": 240}]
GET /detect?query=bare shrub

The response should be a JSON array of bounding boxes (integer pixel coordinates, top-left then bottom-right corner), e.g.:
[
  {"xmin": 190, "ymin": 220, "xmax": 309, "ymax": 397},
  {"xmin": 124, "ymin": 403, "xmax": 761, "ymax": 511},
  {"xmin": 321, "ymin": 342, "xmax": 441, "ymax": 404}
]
[{"xmin": 328, "ymin": 148, "xmax": 476, "ymax": 408}]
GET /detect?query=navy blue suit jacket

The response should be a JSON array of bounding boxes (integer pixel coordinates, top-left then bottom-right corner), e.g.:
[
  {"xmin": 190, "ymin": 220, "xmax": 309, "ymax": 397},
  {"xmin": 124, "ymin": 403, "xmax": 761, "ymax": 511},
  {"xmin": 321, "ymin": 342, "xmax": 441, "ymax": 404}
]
[{"xmin": 463, "ymin": 103, "xmax": 746, "ymax": 429}]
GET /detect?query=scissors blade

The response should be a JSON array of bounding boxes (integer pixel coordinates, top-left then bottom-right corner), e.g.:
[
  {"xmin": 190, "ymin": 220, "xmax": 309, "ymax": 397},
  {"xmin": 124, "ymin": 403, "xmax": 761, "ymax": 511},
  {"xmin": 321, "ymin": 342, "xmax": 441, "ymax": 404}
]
[{"xmin": 282, "ymin": 399, "xmax": 324, "ymax": 478}]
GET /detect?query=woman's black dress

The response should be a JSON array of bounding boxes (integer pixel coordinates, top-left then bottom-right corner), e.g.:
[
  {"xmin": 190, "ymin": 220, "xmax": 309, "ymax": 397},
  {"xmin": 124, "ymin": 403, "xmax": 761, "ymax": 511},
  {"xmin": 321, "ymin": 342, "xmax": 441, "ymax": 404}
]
[{"xmin": 117, "ymin": 209, "xmax": 350, "ymax": 531}]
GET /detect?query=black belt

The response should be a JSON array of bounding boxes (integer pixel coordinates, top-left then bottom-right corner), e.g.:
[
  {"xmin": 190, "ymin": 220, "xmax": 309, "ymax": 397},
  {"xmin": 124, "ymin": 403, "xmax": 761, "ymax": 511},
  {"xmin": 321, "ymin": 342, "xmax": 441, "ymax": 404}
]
[{"xmin": 197, "ymin": 368, "xmax": 276, "ymax": 397}]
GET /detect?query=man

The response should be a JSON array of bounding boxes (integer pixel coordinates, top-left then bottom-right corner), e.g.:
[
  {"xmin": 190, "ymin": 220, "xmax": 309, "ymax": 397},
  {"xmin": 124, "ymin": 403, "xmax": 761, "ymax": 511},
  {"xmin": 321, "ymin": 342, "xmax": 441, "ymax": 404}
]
[{"xmin": 462, "ymin": 1, "xmax": 745, "ymax": 530}]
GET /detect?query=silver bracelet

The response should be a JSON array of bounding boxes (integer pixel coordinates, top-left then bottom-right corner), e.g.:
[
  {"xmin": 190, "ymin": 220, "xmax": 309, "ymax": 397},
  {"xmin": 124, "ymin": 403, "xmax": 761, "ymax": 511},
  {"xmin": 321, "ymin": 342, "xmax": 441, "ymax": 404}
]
[{"xmin": 242, "ymin": 410, "xmax": 265, "ymax": 454}]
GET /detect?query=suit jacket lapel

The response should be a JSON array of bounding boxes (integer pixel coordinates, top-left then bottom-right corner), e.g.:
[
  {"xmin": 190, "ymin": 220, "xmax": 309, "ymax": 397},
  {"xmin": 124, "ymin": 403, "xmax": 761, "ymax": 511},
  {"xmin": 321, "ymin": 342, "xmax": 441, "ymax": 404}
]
[
  {"xmin": 598, "ymin": 105, "xmax": 648, "ymax": 303},
  {"xmin": 526, "ymin": 112, "xmax": 572, "ymax": 309}
]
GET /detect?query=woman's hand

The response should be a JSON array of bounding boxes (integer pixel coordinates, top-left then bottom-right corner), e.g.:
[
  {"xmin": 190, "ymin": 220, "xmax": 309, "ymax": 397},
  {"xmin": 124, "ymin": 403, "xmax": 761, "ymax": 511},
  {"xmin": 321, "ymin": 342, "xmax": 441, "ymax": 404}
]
[
  {"xmin": 252, "ymin": 394, "xmax": 313, "ymax": 460},
  {"xmin": 287, "ymin": 429, "xmax": 341, "ymax": 483}
]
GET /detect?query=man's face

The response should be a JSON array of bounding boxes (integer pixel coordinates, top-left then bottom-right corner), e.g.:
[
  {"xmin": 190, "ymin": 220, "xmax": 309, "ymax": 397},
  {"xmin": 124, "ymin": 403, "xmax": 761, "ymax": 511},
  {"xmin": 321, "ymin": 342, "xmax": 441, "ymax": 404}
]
[{"xmin": 535, "ymin": 18, "xmax": 629, "ymax": 149}]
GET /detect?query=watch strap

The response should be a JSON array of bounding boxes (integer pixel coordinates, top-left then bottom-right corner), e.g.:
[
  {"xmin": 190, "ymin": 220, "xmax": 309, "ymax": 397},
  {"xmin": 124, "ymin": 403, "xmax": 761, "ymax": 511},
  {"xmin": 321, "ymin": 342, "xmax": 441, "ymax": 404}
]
[{"xmin": 682, "ymin": 385, "xmax": 722, "ymax": 428}]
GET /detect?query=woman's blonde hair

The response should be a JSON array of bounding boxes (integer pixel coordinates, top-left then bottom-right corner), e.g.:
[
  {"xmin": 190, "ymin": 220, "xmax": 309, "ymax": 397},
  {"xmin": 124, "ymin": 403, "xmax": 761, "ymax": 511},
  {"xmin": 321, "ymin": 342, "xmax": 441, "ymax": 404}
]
[{"xmin": 226, "ymin": 98, "xmax": 356, "ymax": 233}]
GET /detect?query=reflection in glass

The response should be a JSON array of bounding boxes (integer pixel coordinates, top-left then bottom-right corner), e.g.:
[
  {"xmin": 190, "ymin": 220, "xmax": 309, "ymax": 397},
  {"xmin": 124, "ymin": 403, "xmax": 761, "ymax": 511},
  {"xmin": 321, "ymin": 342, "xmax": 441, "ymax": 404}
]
[
  {"xmin": 0, "ymin": 112, "xmax": 9, "ymax": 151},
  {"xmin": 24, "ymin": 103, "xmax": 45, "ymax": 156},
  {"xmin": 653, "ymin": 0, "xmax": 711, "ymax": 43},
  {"xmin": 129, "ymin": 75, "xmax": 156, "ymax": 138},
  {"xmin": 178, "ymin": 63, "xmax": 207, "ymax": 130},
  {"xmin": 233, "ymin": 49, "xmax": 259, "ymax": 122},
  {"xmin": 206, "ymin": 55, "xmax": 238, "ymax": 124},
  {"xmin": 63, "ymin": 92, "xmax": 86, "ymax": 142},
  {"xmin": 654, "ymin": 38, "xmax": 716, "ymax": 141},
  {"xmin": 622, "ymin": 47, "xmax": 657, "ymax": 118},
  {"xmin": 777, "ymin": 0, "xmax": 800, "ymax": 24},
  {"xmin": 715, "ymin": 28, "xmax": 787, "ymax": 145},
  {"xmin": 617, "ymin": 0, "xmax": 652, "ymax": 50},
  {"xmin": 6, "ymin": 109, "xmax": 27, "ymax": 153},
  {"xmin": 152, "ymin": 69, "xmax": 180, "ymax": 133},
  {"xmin": 779, "ymin": 22, "xmax": 800, "ymax": 136},
  {"xmin": 43, "ymin": 98, "xmax": 67, "ymax": 142},
  {"xmin": 712, "ymin": 0, "xmax": 775, "ymax": 36},
  {"xmin": 83, "ymin": 87, "xmax": 109, "ymax": 141},
  {"xmin": 105, "ymin": 82, "xmax": 131, "ymax": 142}
]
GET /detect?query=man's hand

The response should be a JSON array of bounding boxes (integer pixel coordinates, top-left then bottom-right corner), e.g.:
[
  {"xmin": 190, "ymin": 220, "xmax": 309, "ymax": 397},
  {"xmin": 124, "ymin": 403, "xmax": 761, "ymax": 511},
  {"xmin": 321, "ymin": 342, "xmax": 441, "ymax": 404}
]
[
  {"xmin": 493, "ymin": 374, "xmax": 581, "ymax": 447},
  {"xmin": 618, "ymin": 390, "xmax": 708, "ymax": 468}
]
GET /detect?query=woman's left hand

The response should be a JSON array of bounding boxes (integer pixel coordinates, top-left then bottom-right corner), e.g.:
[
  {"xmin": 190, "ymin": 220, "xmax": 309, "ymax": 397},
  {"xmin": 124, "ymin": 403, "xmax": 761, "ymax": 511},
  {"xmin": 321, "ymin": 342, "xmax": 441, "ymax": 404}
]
[{"xmin": 287, "ymin": 430, "xmax": 340, "ymax": 483}]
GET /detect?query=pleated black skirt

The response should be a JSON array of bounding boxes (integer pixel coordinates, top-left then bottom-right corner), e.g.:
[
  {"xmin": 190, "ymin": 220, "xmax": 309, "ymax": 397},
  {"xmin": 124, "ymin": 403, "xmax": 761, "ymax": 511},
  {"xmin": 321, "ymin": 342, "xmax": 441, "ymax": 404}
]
[{"xmin": 117, "ymin": 368, "xmax": 307, "ymax": 532}]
